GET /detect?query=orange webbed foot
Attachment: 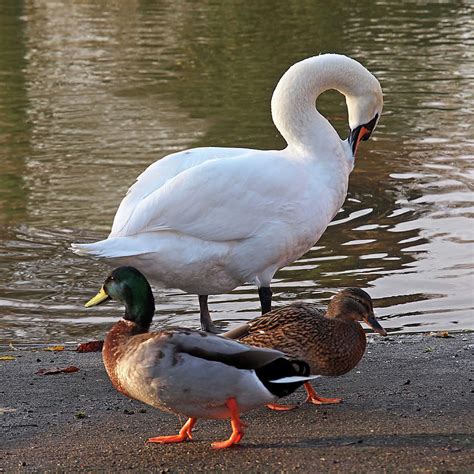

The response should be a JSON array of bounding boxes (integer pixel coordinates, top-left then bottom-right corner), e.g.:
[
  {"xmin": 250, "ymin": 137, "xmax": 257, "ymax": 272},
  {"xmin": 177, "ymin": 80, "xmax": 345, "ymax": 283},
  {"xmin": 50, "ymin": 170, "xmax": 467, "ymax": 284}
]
[
  {"xmin": 265, "ymin": 402, "xmax": 299, "ymax": 411},
  {"xmin": 304, "ymin": 382, "xmax": 342, "ymax": 405},
  {"xmin": 211, "ymin": 429, "xmax": 244, "ymax": 449},
  {"xmin": 211, "ymin": 398, "xmax": 244, "ymax": 449},
  {"xmin": 148, "ymin": 417, "xmax": 196, "ymax": 444},
  {"xmin": 306, "ymin": 395, "xmax": 342, "ymax": 405}
]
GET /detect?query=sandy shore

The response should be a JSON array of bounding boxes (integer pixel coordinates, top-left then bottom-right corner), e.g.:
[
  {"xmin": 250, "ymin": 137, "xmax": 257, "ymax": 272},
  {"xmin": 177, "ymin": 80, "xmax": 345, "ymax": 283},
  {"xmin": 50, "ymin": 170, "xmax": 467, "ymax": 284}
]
[{"xmin": 1, "ymin": 332, "xmax": 473, "ymax": 472}]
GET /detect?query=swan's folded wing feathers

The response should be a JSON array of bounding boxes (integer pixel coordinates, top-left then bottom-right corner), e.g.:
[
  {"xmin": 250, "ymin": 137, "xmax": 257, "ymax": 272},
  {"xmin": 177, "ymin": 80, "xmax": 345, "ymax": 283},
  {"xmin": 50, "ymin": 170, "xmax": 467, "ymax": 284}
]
[
  {"xmin": 114, "ymin": 154, "xmax": 308, "ymax": 242},
  {"xmin": 111, "ymin": 147, "xmax": 255, "ymax": 237}
]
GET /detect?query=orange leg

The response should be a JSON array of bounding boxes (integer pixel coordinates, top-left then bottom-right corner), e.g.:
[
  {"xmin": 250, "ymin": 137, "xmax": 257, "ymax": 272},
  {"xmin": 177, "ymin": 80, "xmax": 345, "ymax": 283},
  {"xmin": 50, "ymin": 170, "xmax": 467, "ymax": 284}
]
[
  {"xmin": 304, "ymin": 382, "xmax": 342, "ymax": 405},
  {"xmin": 211, "ymin": 398, "xmax": 244, "ymax": 449},
  {"xmin": 148, "ymin": 417, "xmax": 197, "ymax": 444}
]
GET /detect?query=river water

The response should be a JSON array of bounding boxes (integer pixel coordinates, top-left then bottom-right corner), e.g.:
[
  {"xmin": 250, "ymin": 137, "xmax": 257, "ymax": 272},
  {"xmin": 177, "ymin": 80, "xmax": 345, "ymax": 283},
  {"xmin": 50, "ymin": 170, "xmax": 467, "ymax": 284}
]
[{"xmin": 0, "ymin": 1, "xmax": 473, "ymax": 343}]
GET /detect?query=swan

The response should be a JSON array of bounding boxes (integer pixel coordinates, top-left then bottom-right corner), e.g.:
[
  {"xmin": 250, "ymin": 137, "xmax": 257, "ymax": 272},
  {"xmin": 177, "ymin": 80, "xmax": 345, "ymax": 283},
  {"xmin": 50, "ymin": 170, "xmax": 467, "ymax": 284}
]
[{"xmin": 72, "ymin": 53, "xmax": 383, "ymax": 333}]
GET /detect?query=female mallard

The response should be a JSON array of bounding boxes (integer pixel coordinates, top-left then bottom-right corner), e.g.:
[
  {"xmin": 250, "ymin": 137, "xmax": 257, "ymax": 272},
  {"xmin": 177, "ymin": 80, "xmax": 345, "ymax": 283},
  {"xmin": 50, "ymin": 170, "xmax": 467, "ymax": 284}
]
[
  {"xmin": 223, "ymin": 288, "xmax": 387, "ymax": 410},
  {"xmin": 72, "ymin": 53, "xmax": 383, "ymax": 333},
  {"xmin": 85, "ymin": 266, "xmax": 317, "ymax": 449}
]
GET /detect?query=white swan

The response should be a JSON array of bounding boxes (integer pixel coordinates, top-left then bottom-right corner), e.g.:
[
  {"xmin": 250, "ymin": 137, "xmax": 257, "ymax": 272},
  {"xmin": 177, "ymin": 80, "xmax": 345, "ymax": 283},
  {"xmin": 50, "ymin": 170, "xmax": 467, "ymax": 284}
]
[{"xmin": 72, "ymin": 53, "xmax": 383, "ymax": 333}]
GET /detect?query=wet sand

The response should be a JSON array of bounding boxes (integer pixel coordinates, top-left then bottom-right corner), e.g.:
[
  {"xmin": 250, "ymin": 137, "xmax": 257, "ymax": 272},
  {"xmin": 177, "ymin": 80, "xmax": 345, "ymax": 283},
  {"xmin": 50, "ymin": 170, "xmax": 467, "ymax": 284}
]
[{"xmin": 1, "ymin": 333, "xmax": 473, "ymax": 472}]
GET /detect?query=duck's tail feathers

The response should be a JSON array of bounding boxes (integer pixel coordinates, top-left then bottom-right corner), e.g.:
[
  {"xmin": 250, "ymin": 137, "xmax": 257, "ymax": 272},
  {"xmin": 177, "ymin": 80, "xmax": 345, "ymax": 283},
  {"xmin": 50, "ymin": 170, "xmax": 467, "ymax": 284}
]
[
  {"xmin": 256, "ymin": 357, "xmax": 316, "ymax": 398},
  {"xmin": 221, "ymin": 323, "xmax": 251, "ymax": 340},
  {"xmin": 269, "ymin": 374, "xmax": 320, "ymax": 384}
]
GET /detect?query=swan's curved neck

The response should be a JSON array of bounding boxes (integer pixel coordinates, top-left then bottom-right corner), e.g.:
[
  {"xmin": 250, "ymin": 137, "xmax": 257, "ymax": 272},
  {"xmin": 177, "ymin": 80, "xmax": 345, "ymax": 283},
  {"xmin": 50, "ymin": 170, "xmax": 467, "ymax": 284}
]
[{"xmin": 271, "ymin": 54, "xmax": 377, "ymax": 156}]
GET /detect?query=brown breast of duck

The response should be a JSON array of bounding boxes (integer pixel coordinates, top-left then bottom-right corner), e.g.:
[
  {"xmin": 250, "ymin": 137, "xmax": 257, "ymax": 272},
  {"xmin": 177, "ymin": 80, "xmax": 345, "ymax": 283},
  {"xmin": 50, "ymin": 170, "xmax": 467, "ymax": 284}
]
[{"xmin": 102, "ymin": 319, "xmax": 154, "ymax": 398}]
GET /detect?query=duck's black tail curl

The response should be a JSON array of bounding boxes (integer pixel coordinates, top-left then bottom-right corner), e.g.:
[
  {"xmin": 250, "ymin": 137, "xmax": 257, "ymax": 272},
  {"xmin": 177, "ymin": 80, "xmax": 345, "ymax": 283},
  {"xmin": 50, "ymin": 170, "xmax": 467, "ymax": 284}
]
[{"xmin": 255, "ymin": 357, "xmax": 315, "ymax": 398}]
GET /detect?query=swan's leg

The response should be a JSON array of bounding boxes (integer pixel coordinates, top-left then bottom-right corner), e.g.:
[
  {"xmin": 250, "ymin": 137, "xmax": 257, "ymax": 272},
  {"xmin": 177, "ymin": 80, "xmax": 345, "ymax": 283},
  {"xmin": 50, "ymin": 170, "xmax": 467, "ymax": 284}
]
[
  {"xmin": 148, "ymin": 417, "xmax": 197, "ymax": 443},
  {"xmin": 258, "ymin": 287, "xmax": 272, "ymax": 314},
  {"xmin": 211, "ymin": 398, "xmax": 244, "ymax": 449},
  {"xmin": 304, "ymin": 383, "xmax": 342, "ymax": 405},
  {"xmin": 198, "ymin": 295, "xmax": 220, "ymax": 333}
]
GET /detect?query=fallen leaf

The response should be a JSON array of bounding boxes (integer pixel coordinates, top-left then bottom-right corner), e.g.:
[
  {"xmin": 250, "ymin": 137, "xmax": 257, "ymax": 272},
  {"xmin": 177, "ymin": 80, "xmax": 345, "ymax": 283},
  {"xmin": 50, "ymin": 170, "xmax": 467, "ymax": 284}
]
[
  {"xmin": 0, "ymin": 356, "xmax": 16, "ymax": 361},
  {"xmin": 429, "ymin": 331, "xmax": 452, "ymax": 338},
  {"xmin": 35, "ymin": 366, "xmax": 80, "ymax": 375},
  {"xmin": 75, "ymin": 411, "xmax": 87, "ymax": 419},
  {"xmin": 76, "ymin": 340, "xmax": 103, "ymax": 353},
  {"xmin": 44, "ymin": 345, "xmax": 65, "ymax": 352},
  {"xmin": 8, "ymin": 342, "xmax": 17, "ymax": 351},
  {"xmin": 423, "ymin": 347, "xmax": 433, "ymax": 353}
]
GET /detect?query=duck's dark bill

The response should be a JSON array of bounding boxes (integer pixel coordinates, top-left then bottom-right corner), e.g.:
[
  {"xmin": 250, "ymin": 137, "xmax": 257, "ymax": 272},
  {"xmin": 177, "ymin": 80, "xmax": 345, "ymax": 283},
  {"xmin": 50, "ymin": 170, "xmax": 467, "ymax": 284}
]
[
  {"xmin": 366, "ymin": 313, "xmax": 387, "ymax": 336},
  {"xmin": 85, "ymin": 287, "xmax": 110, "ymax": 307}
]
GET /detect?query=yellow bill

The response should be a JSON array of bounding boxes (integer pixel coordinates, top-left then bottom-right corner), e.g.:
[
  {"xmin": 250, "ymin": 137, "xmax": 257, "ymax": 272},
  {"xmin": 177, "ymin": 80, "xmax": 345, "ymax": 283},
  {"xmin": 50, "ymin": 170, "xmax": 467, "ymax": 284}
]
[{"xmin": 85, "ymin": 286, "xmax": 110, "ymax": 307}]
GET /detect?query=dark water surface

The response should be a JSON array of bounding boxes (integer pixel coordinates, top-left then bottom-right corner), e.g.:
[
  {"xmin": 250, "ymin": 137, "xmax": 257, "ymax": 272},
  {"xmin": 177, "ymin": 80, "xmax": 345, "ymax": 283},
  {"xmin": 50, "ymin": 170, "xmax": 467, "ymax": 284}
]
[{"xmin": 0, "ymin": 1, "xmax": 473, "ymax": 343}]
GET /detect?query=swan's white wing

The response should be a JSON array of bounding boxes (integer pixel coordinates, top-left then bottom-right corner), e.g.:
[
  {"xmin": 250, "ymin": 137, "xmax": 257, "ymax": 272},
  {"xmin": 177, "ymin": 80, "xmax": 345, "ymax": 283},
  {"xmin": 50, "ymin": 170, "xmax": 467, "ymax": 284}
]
[
  {"xmin": 112, "ymin": 152, "xmax": 310, "ymax": 242},
  {"xmin": 111, "ymin": 147, "xmax": 253, "ymax": 236}
]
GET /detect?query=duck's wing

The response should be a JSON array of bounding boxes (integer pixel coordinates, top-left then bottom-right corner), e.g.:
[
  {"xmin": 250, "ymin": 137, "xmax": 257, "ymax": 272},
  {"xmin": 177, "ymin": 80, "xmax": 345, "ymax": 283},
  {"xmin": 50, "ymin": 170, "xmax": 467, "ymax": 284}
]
[
  {"xmin": 167, "ymin": 330, "xmax": 318, "ymax": 399},
  {"xmin": 120, "ymin": 329, "xmax": 296, "ymax": 385},
  {"xmin": 111, "ymin": 147, "xmax": 251, "ymax": 236},
  {"xmin": 166, "ymin": 329, "xmax": 287, "ymax": 370},
  {"xmin": 223, "ymin": 303, "xmax": 324, "ymax": 340},
  {"xmin": 110, "ymin": 151, "xmax": 309, "ymax": 242}
]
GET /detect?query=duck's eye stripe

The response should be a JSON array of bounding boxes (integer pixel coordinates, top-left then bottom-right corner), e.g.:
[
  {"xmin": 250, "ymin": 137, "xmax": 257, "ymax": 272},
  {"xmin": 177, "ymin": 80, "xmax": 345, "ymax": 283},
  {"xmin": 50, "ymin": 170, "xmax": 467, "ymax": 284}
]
[{"xmin": 356, "ymin": 299, "xmax": 370, "ymax": 312}]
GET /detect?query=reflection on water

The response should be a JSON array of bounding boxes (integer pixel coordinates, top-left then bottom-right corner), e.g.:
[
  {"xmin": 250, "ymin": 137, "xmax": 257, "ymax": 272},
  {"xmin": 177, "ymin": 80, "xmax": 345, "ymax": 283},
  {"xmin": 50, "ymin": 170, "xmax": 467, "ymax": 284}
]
[{"xmin": 0, "ymin": 1, "xmax": 473, "ymax": 342}]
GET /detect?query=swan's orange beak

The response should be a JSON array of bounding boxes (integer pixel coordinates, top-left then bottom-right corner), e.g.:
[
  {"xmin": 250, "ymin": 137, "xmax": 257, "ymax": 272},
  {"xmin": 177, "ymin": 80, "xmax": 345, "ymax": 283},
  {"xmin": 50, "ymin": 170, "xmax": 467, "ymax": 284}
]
[{"xmin": 349, "ymin": 113, "xmax": 379, "ymax": 156}]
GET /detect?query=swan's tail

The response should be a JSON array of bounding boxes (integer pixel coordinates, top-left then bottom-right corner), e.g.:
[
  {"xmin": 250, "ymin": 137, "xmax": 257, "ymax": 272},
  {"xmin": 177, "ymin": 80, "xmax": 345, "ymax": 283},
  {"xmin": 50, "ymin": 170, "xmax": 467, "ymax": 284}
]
[
  {"xmin": 71, "ymin": 236, "xmax": 148, "ymax": 259},
  {"xmin": 71, "ymin": 240, "xmax": 112, "ymax": 258}
]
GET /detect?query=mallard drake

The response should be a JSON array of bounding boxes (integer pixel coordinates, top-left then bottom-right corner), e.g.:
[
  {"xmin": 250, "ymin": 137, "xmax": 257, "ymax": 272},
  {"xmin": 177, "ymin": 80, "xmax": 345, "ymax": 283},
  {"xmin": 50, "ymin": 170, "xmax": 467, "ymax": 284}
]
[
  {"xmin": 223, "ymin": 288, "xmax": 387, "ymax": 410},
  {"xmin": 72, "ymin": 53, "xmax": 383, "ymax": 333},
  {"xmin": 85, "ymin": 266, "xmax": 318, "ymax": 449}
]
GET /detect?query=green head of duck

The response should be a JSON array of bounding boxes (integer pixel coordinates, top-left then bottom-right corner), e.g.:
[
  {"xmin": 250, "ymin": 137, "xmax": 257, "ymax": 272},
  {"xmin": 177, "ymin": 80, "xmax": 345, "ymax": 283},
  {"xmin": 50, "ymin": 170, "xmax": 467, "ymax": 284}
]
[{"xmin": 85, "ymin": 266, "xmax": 155, "ymax": 330}]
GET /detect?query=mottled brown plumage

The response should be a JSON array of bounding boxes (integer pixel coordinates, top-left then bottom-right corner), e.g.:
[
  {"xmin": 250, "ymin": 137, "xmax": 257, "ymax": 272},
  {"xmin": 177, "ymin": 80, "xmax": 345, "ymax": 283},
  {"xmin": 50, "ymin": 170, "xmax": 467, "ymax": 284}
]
[{"xmin": 224, "ymin": 288, "xmax": 387, "ymax": 408}]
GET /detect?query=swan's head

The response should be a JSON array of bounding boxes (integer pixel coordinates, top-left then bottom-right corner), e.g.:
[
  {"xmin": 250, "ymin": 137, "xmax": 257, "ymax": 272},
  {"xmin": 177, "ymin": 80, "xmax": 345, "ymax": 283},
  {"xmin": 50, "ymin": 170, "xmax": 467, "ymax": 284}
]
[
  {"xmin": 346, "ymin": 78, "xmax": 383, "ymax": 156},
  {"xmin": 270, "ymin": 53, "xmax": 383, "ymax": 155}
]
